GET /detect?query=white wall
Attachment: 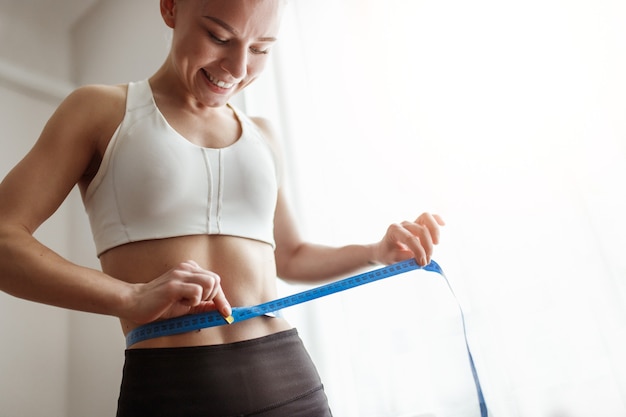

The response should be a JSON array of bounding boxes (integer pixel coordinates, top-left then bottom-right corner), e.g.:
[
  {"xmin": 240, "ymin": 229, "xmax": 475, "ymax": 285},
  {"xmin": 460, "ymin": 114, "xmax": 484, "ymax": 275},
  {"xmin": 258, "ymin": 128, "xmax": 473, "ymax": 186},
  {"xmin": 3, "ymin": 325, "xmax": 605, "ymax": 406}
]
[
  {"xmin": 0, "ymin": 13, "xmax": 74, "ymax": 417},
  {"xmin": 0, "ymin": 11, "xmax": 71, "ymax": 82},
  {"xmin": 72, "ymin": 0, "xmax": 170, "ymax": 85},
  {"xmin": 1, "ymin": 1, "xmax": 174, "ymax": 416}
]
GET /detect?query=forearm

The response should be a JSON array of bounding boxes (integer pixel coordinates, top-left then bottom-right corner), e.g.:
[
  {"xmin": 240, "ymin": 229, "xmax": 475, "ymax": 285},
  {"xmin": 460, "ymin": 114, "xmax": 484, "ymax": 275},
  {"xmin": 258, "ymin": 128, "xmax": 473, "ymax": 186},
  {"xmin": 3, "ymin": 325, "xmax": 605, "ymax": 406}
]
[
  {"xmin": 0, "ymin": 227, "xmax": 131, "ymax": 318},
  {"xmin": 276, "ymin": 242, "xmax": 381, "ymax": 284}
]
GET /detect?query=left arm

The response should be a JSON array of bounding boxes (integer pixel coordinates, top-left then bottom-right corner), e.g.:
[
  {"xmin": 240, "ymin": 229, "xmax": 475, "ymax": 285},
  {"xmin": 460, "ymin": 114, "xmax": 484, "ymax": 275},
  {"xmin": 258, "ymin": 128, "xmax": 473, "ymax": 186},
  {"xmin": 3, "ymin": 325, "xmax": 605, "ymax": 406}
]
[
  {"xmin": 273, "ymin": 191, "xmax": 444, "ymax": 283},
  {"xmin": 252, "ymin": 117, "xmax": 444, "ymax": 284}
]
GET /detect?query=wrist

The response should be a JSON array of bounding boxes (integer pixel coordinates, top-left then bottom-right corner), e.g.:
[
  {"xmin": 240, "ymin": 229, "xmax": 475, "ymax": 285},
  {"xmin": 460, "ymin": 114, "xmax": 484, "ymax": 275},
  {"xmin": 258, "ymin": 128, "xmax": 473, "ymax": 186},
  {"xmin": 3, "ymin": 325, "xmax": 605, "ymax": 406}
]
[
  {"xmin": 366, "ymin": 243, "xmax": 382, "ymax": 266},
  {"xmin": 114, "ymin": 280, "xmax": 140, "ymax": 321}
]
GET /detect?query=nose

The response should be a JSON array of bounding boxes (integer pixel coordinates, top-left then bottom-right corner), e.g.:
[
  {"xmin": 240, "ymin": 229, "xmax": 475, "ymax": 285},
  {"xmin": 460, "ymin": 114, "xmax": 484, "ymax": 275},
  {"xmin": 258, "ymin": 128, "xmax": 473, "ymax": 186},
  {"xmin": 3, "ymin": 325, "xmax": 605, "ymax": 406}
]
[{"xmin": 220, "ymin": 46, "xmax": 247, "ymax": 81}]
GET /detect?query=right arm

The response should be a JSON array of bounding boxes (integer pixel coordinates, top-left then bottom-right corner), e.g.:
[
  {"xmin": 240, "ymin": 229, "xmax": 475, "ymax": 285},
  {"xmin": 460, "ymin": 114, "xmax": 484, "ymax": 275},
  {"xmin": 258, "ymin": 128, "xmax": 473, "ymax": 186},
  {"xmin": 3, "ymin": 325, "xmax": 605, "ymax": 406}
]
[{"xmin": 0, "ymin": 86, "xmax": 230, "ymax": 324}]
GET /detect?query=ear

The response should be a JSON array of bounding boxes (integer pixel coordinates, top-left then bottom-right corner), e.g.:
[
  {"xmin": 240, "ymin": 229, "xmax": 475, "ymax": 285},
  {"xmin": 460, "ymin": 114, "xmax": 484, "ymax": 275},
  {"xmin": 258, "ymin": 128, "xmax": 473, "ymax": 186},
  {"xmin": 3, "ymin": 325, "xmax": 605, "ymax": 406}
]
[{"xmin": 160, "ymin": 0, "xmax": 177, "ymax": 28}]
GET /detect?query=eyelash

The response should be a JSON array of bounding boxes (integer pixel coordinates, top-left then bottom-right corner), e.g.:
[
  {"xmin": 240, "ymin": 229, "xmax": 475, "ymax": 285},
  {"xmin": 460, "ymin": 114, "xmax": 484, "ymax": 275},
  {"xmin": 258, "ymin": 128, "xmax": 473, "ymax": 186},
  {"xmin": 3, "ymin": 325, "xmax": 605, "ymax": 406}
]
[
  {"xmin": 208, "ymin": 32, "xmax": 270, "ymax": 55},
  {"xmin": 209, "ymin": 32, "xmax": 227, "ymax": 44},
  {"xmin": 250, "ymin": 47, "xmax": 270, "ymax": 55}
]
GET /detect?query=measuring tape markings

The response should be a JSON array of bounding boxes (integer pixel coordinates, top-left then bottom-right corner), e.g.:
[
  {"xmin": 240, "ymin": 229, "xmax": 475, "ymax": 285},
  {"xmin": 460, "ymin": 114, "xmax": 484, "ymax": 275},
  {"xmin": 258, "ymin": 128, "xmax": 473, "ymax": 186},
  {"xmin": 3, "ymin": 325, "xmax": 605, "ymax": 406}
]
[
  {"xmin": 126, "ymin": 258, "xmax": 438, "ymax": 347},
  {"xmin": 125, "ymin": 258, "xmax": 488, "ymax": 416}
]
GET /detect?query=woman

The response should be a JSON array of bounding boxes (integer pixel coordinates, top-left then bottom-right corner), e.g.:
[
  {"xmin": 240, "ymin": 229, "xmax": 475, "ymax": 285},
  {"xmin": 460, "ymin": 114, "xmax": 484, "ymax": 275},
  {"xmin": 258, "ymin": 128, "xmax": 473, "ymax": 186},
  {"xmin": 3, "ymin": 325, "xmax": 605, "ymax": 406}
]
[{"xmin": 0, "ymin": 0, "xmax": 444, "ymax": 415}]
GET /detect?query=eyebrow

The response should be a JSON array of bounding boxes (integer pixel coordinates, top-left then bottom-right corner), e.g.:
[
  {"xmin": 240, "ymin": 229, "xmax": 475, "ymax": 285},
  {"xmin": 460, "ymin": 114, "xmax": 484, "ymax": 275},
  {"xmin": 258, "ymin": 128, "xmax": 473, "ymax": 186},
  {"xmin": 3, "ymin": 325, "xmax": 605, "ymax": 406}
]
[{"xmin": 203, "ymin": 16, "xmax": 277, "ymax": 42}]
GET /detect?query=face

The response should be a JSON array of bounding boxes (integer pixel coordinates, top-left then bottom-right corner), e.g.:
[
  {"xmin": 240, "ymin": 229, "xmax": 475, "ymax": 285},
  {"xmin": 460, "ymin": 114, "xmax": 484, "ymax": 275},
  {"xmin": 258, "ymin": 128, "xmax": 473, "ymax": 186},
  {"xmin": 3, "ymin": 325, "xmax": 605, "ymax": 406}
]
[{"xmin": 161, "ymin": 0, "xmax": 285, "ymax": 107}]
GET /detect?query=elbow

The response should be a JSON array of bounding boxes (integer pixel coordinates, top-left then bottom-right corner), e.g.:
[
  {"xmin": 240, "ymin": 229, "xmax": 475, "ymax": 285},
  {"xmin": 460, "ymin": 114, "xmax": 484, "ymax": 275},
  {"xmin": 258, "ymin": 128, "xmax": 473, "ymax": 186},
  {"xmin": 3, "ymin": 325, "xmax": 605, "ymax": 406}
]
[{"xmin": 274, "ymin": 243, "xmax": 304, "ymax": 281}]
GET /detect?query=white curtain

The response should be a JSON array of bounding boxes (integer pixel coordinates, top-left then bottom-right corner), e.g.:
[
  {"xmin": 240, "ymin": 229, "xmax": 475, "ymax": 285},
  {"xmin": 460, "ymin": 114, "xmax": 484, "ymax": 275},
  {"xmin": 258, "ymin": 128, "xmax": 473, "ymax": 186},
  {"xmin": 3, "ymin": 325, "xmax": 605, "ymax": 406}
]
[{"xmin": 244, "ymin": 1, "xmax": 626, "ymax": 416}]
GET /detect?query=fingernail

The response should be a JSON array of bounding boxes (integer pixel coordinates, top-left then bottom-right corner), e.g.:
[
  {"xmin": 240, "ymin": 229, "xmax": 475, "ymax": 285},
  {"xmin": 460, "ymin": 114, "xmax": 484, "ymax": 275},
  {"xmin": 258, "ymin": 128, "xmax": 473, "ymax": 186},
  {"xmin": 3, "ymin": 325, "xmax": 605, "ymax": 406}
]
[{"xmin": 420, "ymin": 257, "xmax": 427, "ymax": 266}]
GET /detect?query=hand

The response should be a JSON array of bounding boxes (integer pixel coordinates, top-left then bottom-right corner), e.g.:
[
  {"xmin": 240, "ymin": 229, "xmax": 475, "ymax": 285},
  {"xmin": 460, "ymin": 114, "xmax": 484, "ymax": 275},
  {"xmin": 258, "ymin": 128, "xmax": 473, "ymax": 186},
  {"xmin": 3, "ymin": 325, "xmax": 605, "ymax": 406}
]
[
  {"xmin": 124, "ymin": 260, "xmax": 232, "ymax": 324},
  {"xmin": 374, "ymin": 213, "xmax": 445, "ymax": 266}
]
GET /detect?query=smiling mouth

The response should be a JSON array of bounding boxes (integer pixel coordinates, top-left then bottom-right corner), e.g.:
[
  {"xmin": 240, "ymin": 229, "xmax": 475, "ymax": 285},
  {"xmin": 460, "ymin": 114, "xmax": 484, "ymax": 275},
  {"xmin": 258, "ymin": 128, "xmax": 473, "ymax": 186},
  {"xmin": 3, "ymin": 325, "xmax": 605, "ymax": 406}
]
[{"xmin": 203, "ymin": 70, "xmax": 236, "ymax": 89}]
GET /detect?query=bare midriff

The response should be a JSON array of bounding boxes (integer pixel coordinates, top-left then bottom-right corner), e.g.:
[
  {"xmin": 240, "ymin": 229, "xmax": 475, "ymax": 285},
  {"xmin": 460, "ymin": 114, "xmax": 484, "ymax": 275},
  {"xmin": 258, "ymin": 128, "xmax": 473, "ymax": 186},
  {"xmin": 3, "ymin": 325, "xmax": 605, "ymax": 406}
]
[{"xmin": 99, "ymin": 235, "xmax": 292, "ymax": 349}]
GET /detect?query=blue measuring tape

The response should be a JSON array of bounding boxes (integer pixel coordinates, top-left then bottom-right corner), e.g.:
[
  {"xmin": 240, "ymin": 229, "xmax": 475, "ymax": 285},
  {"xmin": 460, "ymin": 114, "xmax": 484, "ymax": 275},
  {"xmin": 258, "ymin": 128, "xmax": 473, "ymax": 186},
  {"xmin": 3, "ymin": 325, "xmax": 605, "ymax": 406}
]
[{"xmin": 125, "ymin": 258, "xmax": 488, "ymax": 416}]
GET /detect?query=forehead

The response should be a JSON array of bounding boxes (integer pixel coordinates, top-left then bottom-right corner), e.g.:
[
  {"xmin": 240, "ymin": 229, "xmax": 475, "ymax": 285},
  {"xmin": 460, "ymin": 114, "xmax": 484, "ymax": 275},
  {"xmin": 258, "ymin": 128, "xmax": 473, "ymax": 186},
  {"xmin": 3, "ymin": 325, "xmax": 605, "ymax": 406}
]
[{"xmin": 196, "ymin": 0, "xmax": 285, "ymax": 38}]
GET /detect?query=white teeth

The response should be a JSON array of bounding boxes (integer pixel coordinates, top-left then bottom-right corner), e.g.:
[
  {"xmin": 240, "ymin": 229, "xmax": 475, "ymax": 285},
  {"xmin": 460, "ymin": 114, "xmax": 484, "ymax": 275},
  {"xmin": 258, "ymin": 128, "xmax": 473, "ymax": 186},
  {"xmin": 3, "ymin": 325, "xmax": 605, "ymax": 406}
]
[{"xmin": 207, "ymin": 72, "xmax": 234, "ymax": 89}]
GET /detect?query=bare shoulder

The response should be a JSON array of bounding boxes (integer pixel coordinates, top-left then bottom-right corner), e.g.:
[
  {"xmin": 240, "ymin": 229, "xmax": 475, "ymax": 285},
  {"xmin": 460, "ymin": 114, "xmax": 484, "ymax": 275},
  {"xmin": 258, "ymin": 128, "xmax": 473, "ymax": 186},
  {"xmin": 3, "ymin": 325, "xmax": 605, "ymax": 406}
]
[
  {"xmin": 61, "ymin": 83, "xmax": 126, "ymax": 110},
  {"xmin": 60, "ymin": 84, "xmax": 127, "ymax": 130},
  {"xmin": 51, "ymin": 84, "xmax": 127, "ymax": 155},
  {"xmin": 250, "ymin": 116, "xmax": 277, "ymax": 141}
]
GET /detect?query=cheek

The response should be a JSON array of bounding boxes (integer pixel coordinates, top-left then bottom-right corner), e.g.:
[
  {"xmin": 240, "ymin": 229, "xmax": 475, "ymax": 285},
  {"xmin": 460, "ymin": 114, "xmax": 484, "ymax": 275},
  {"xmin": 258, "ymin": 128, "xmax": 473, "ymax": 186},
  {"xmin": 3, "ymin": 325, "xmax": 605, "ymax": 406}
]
[
  {"xmin": 172, "ymin": 32, "xmax": 216, "ymax": 65},
  {"xmin": 245, "ymin": 57, "xmax": 269, "ymax": 80},
  {"xmin": 188, "ymin": 42, "xmax": 216, "ymax": 64}
]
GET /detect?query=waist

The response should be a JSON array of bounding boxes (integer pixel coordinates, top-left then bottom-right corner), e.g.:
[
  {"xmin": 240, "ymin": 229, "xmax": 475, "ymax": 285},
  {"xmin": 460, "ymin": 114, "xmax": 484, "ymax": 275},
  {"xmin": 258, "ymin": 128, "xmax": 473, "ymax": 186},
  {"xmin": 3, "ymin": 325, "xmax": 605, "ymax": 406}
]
[
  {"xmin": 125, "ymin": 315, "xmax": 293, "ymax": 349},
  {"xmin": 100, "ymin": 235, "xmax": 285, "ymax": 348}
]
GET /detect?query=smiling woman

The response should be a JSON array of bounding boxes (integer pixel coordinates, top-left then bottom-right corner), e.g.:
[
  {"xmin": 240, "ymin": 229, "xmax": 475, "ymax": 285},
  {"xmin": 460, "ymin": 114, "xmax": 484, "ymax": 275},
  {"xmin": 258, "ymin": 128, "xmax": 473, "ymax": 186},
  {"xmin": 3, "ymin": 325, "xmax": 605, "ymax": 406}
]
[
  {"xmin": 0, "ymin": 1, "xmax": 448, "ymax": 417},
  {"xmin": 1, "ymin": 0, "xmax": 625, "ymax": 416}
]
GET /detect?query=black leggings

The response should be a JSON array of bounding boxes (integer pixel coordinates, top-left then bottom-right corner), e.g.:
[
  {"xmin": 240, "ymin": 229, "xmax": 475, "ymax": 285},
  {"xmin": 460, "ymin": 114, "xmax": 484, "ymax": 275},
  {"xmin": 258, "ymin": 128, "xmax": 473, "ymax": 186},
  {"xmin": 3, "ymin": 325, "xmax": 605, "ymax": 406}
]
[{"xmin": 116, "ymin": 328, "xmax": 333, "ymax": 417}]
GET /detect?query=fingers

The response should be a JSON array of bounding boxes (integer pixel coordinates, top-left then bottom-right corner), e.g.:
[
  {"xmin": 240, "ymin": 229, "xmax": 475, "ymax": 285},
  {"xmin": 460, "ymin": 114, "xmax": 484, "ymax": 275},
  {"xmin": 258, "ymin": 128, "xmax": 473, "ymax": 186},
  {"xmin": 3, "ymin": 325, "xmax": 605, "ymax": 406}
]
[
  {"xmin": 403, "ymin": 222, "xmax": 434, "ymax": 260},
  {"xmin": 415, "ymin": 212, "xmax": 445, "ymax": 244},
  {"xmin": 171, "ymin": 260, "xmax": 232, "ymax": 316},
  {"xmin": 385, "ymin": 212, "xmax": 445, "ymax": 266},
  {"xmin": 387, "ymin": 222, "xmax": 430, "ymax": 266},
  {"xmin": 433, "ymin": 213, "xmax": 446, "ymax": 226},
  {"xmin": 210, "ymin": 288, "xmax": 232, "ymax": 318}
]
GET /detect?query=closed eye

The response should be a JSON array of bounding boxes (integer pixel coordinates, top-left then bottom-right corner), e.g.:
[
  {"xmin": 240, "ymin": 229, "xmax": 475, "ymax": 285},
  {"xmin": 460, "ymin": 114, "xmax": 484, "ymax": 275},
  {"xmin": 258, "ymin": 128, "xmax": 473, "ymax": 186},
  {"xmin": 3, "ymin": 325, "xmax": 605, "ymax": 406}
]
[
  {"xmin": 209, "ymin": 32, "xmax": 227, "ymax": 45},
  {"xmin": 250, "ymin": 46, "xmax": 270, "ymax": 55}
]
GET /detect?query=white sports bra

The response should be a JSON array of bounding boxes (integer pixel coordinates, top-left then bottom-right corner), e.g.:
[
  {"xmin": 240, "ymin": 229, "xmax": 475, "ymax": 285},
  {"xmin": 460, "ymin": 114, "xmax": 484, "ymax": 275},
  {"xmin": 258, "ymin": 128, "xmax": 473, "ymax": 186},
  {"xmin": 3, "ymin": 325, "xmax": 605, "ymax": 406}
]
[{"xmin": 84, "ymin": 80, "xmax": 278, "ymax": 256}]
